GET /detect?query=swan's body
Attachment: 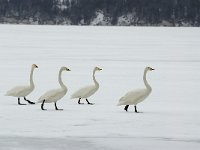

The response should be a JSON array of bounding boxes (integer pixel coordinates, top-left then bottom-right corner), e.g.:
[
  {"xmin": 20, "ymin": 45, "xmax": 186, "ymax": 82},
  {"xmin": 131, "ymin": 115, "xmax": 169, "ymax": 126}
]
[
  {"xmin": 37, "ymin": 67, "xmax": 70, "ymax": 110},
  {"xmin": 117, "ymin": 67, "xmax": 154, "ymax": 112},
  {"xmin": 5, "ymin": 64, "xmax": 38, "ymax": 105},
  {"xmin": 6, "ymin": 85, "xmax": 34, "ymax": 97},
  {"xmin": 38, "ymin": 89, "xmax": 67, "ymax": 103},
  {"xmin": 72, "ymin": 85, "xmax": 98, "ymax": 99},
  {"xmin": 71, "ymin": 67, "xmax": 102, "ymax": 105}
]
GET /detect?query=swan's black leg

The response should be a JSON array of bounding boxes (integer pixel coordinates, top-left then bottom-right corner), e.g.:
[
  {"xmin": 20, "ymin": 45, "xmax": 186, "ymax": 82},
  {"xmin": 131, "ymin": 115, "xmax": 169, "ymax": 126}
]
[
  {"xmin": 18, "ymin": 97, "xmax": 26, "ymax": 105},
  {"xmin": 86, "ymin": 99, "xmax": 94, "ymax": 105},
  {"xmin": 124, "ymin": 105, "xmax": 129, "ymax": 111},
  {"xmin": 55, "ymin": 102, "xmax": 63, "ymax": 110},
  {"xmin": 24, "ymin": 97, "xmax": 35, "ymax": 104},
  {"xmin": 41, "ymin": 100, "xmax": 46, "ymax": 110},
  {"xmin": 134, "ymin": 105, "xmax": 138, "ymax": 113},
  {"xmin": 78, "ymin": 98, "xmax": 84, "ymax": 104}
]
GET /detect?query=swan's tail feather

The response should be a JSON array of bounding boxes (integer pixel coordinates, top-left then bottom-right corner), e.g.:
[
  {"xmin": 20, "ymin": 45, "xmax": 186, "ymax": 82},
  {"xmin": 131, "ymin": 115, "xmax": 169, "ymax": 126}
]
[
  {"xmin": 37, "ymin": 98, "xmax": 44, "ymax": 103},
  {"xmin": 117, "ymin": 102, "xmax": 123, "ymax": 106},
  {"xmin": 5, "ymin": 91, "xmax": 12, "ymax": 96},
  {"xmin": 5, "ymin": 93, "xmax": 9, "ymax": 96},
  {"xmin": 117, "ymin": 97, "xmax": 126, "ymax": 106},
  {"xmin": 117, "ymin": 102, "xmax": 121, "ymax": 106},
  {"xmin": 70, "ymin": 93, "xmax": 79, "ymax": 99}
]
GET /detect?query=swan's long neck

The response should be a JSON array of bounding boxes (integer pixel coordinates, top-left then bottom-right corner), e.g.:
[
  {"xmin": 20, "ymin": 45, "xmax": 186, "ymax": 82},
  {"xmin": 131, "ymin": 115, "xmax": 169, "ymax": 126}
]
[
  {"xmin": 93, "ymin": 70, "xmax": 99, "ymax": 88},
  {"xmin": 143, "ymin": 69, "xmax": 151, "ymax": 91},
  {"xmin": 59, "ymin": 69, "xmax": 67, "ymax": 90},
  {"xmin": 30, "ymin": 67, "xmax": 35, "ymax": 88}
]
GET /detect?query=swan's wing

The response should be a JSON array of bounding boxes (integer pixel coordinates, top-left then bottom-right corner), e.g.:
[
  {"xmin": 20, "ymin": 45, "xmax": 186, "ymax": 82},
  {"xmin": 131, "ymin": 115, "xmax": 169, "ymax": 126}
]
[
  {"xmin": 71, "ymin": 85, "xmax": 97, "ymax": 99},
  {"xmin": 117, "ymin": 89, "xmax": 147, "ymax": 105},
  {"xmin": 5, "ymin": 85, "xmax": 30, "ymax": 97},
  {"xmin": 38, "ymin": 88, "xmax": 64, "ymax": 103}
]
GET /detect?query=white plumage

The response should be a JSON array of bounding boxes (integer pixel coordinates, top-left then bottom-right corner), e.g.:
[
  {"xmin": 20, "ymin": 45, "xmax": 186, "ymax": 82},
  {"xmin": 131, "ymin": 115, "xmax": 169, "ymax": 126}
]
[
  {"xmin": 5, "ymin": 64, "xmax": 38, "ymax": 105},
  {"xmin": 71, "ymin": 67, "xmax": 102, "ymax": 105},
  {"xmin": 38, "ymin": 89, "xmax": 66, "ymax": 103},
  {"xmin": 117, "ymin": 67, "xmax": 154, "ymax": 112},
  {"xmin": 6, "ymin": 85, "xmax": 32, "ymax": 97},
  {"xmin": 37, "ymin": 66, "xmax": 70, "ymax": 110}
]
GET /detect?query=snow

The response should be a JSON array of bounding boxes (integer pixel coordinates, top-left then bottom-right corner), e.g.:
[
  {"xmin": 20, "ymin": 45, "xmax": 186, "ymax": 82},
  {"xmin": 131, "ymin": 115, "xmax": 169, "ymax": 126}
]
[{"xmin": 0, "ymin": 24, "xmax": 200, "ymax": 150}]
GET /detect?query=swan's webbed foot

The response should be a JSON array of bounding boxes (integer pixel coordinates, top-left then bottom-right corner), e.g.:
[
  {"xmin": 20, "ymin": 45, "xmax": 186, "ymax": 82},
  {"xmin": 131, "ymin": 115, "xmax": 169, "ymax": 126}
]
[
  {"xmin": 55, "ymin": 102, "xmax": 63, "ymax": 110},
  {"xmin": 24, "ymin": 97, "xmax": 35, "ymax": 104},
  {"xmin": 88, "ymin": 102, "xmax": 94, "ymax": 105},
  {"xmin": 18, "ymin": 98, "xmax": 26, "ymax": 105},
  {"xmin": 78, "ymin": 98, "xmax": 84, "ymax": 104},
  {"xmin": 86, "ymin": 99, "xmax": 94, "ymax": 105},
  {"xmin": 124, "ymin": 105, "xmax": 129, "ymax": 112},
  {"xmin": 56, "ymin": 108, "xmax": 63, "ymax": 111},
  {"xmin": 78, "ymin": 102, "xmax": 84, "ymax": 104},
  {"xmin": 18, "ymin": 103, "xmax": 26, "ymax": 105},
  {"xmin": 41, "ymin": 100, "xmax": 46, "ymax": 110}
]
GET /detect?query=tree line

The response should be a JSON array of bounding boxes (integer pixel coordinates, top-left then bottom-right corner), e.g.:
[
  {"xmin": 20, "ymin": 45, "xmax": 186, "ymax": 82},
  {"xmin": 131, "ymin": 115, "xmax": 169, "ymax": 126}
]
[{"xmin": 0, "ymin": 0, "xmax": 200, "ymax": 26}]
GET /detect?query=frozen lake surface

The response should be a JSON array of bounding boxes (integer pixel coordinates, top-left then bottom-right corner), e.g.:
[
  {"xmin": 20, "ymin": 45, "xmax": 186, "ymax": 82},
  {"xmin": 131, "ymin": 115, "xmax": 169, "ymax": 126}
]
[{"xmin": 0, "ymin": 25, "xmax": 200, "ymax": 150}]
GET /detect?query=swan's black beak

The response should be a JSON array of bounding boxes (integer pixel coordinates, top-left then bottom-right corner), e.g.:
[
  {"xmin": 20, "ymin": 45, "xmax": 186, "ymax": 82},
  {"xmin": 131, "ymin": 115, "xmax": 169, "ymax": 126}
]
[
  {"xmin": 151, "ymin": 68, "xmax": 155, "ymax": 71},
  {"xmin": 66, "ymin": 68, "xmax": 71, "ymax": 71},
  {"xmin": 99, "ymin": 68, "xmax": 102, "ymax": 71},
  {"xmin": 36, "ymin": 65, "xmax": 38, "ymax": 68}
]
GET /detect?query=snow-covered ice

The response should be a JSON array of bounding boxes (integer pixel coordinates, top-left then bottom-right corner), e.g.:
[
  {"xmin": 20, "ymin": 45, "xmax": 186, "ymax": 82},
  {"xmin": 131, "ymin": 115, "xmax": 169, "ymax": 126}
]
[{"xmin": 0, "ymin": 25, "xmax": 200, "ymax": 150}]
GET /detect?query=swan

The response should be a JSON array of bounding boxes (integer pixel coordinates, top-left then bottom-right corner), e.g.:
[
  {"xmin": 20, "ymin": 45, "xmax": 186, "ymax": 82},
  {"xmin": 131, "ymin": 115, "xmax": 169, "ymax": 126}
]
[
  {"xmin": 117, "ymin": 67, "xmax": 154, "ymax": 113},
  {"xmin": 71, "ymin": 67, "xmax": 102, "ymax": 105},
  {"xmin": 5, "ymin": 64, "xmax": 38, "ymax": 105},
  {"xmin": 37, "ymin": 66, "xmax": 70, "ymax": 110}
]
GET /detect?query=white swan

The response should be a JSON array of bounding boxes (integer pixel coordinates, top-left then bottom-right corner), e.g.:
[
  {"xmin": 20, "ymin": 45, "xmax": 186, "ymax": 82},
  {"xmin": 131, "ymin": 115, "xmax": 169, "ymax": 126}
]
[
  {"xmin": 37, "ymin": 66, "xmax": 70, "ymax": 110},
  {"xmin": 117, "ymin": 67, "xmax": 154, "ymax": 113},
  {"xmin": 5, "ymin": 64, "xmax": 38, "ymax": 105},
  {"xmin": 71, "ymin": 67, "xmax": 102, "ymax": 105}
]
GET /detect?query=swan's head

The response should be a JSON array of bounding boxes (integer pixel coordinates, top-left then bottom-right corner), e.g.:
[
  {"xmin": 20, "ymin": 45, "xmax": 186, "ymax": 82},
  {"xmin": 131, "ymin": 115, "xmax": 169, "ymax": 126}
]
[
  {"xmin": 32, "ymin": 64, "xmax": 38, "ymax": 69},
  {"xmin": 94, "ymin": 67, "xmax": 102, "ymax": 72},
  {"xmin": 146, "ymin": 67, "xmax": 155, "ymax": 71},
  {"xmin": 61, "ymin": 66, "xmax": 71, "ymax": 71}
]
